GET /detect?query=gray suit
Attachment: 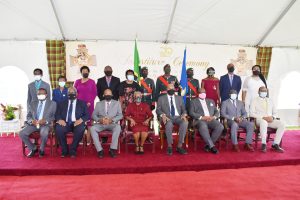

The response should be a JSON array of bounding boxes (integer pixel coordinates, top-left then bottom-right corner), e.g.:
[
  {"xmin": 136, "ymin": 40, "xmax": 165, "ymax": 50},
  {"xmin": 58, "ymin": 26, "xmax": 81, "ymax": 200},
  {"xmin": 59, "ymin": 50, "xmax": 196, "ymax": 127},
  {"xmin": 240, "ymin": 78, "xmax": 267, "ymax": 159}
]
[
  {"xmin": 27, "ymin": 81, "xmax": 51, "ymax": 109},
  {"xmin": 156, "ymin": 94, "xmax": 188, "ymax": 146},
  {"xmin": 19, "ymin": 100, "xmax": 57, "ymax": 151},
  {"xmin": 90, "ymin": 100, "xmax": 123, "ymax": 151},
  {"xmin": 221, "ymin": 99, "xmax": 254, "ymax": 145},
  {"xmin": 189, "ymin": 98, "xmax": 224, "ymax": 148}
]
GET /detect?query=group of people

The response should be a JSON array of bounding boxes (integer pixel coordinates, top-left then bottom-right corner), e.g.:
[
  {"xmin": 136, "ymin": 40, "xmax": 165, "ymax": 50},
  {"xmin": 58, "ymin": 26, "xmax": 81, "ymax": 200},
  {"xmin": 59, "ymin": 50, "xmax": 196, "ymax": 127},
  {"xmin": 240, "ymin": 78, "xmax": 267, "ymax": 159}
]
[{"xmin": 19, "ymin": 63, "xmax": 285, "ymax": 158}]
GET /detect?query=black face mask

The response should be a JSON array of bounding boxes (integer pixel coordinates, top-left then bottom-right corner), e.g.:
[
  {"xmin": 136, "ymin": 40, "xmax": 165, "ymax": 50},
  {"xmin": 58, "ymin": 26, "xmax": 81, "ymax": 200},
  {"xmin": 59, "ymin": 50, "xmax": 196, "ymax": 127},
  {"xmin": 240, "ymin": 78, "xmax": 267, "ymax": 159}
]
[
  {"xmin": 141, "ymin": 72, "xmax": 148, "ymax": 78},
  {"xmin": 164, "ymin": 68, "xmax": 171, "ymax": 74},
  {"xmin": 228, "ymin": 67, "xmax": 235, "ymax": 73},
  {"xmin": 253, "ymin": 70, "xmax": 260, "ymax": 76},
  {"xmin": 68, "ymin": 93, "xmax": 76, "ymax": 100},
  {"xmin": 104, "ymin": 71, "xmax": 112, "ymax": 76},
  {"xmin": 104, "ymin": 95, "xmax": 112, "ymax": 101},
  {"xmin": 82, "ymin": 73, "xmax": 89, "ymax": 78},
  {"xmin": 167, "ymin": 89, "xmax": 175, "ymax": 95},
  {"xmin": 187, "ymin": 73, "xmax": 193, "ymax": 78}
]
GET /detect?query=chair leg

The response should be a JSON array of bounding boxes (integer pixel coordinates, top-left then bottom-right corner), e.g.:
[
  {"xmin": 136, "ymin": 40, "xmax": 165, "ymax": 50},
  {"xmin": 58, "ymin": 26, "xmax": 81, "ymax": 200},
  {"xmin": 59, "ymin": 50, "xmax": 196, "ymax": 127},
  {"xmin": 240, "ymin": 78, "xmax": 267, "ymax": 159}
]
[
  {"xmin": 160, "ymin": 131, "xmax": 164, "ymax": 149},
  {"xmin": 185, "ymin": 131, "xmax": 189, "ymax": 148},
  {"xmin": 152, "ymin": 136, "xmax": 155, "ymax": 153},
  {"xmin": 22, "ymin": 141, "xmax": 26, "ymax": 156}
]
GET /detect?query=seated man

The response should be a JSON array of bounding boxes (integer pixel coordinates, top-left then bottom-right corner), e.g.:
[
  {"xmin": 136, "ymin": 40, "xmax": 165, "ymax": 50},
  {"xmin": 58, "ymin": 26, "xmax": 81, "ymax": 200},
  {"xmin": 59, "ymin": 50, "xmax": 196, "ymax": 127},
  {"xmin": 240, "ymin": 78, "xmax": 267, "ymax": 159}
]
[
  {"xmin": 156, "ymin": 84, "xmax": 188, "ymax": 156},
  {"xmin": 55, "ymin": 86, "xmax": 89, "ymax": 158},
  {"xmin": 91, "ymin": 89, "xmax": 123, "ymax": 158},
  {"xmin": 221, "ymin": 89, "xmax": 255, "ymax": 152},
  {"xmin": 19, "ymin": 88, "xmax": 56, "ymax": 158},
  {"xmin": 189, "ymin": 88, "xmax": 224, "ymax": 154},
  {"xmin": 250, "ymin": 86, "xmax": 285, "ymax": 153}
]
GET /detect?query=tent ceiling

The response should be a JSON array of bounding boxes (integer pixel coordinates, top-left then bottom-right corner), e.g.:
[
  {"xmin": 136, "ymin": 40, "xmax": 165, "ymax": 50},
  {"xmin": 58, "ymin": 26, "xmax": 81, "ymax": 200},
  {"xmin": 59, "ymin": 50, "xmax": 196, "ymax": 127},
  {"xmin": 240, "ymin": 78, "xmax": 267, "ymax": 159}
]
[{"xmin": 0, "ymin": 0, "xmax": 299, "ymax": 47}]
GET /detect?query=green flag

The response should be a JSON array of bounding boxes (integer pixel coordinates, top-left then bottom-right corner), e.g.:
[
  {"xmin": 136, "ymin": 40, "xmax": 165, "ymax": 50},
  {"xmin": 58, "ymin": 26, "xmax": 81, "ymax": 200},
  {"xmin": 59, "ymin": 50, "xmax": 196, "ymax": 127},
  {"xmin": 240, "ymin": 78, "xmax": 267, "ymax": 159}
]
[{"xmin": 134, "ymin": 39, "xmax": 140, "ymax": 82}]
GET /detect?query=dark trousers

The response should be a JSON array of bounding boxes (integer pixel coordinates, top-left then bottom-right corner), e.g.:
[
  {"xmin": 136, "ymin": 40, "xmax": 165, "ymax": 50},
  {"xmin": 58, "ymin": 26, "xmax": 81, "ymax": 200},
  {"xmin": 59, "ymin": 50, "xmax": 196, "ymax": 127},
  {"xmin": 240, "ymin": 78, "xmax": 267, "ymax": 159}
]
[{"xmin": 55, "ymin": 123, "xmax": 85, "ymax": 155}]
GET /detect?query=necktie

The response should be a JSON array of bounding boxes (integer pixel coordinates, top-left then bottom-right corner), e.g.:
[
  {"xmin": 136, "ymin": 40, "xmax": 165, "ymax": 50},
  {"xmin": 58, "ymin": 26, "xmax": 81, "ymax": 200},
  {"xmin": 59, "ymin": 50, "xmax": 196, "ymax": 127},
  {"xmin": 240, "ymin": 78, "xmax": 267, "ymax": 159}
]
[
  {"xmin": 67, "ymin": 100, "xmax": 74, "ymax": 125},
  {"xmin": 170, "ymin": 96, "xmax": 175, "ymax": 117},
  {"xmin": 229, "ymin": 75, "xmax": 233, "ymax": 86},
  {"xmin": 36, "ymin": 101, "xmax": 43, "ymax": 119},
  {"xmin": 106, "ymin": 102, "xmax": 110, "ymax": 115},
  {"xmin": 106, "ymin": 77, "xmax": 111, "ymax": 87}
]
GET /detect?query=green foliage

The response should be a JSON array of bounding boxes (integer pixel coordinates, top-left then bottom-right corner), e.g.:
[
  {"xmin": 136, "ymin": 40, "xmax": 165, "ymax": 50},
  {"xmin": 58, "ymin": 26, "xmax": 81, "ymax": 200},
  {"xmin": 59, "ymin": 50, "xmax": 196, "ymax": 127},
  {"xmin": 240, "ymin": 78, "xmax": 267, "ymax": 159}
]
[{"xmin": 4, "ymin": 105, "xmax": 16, "ymax": 120}]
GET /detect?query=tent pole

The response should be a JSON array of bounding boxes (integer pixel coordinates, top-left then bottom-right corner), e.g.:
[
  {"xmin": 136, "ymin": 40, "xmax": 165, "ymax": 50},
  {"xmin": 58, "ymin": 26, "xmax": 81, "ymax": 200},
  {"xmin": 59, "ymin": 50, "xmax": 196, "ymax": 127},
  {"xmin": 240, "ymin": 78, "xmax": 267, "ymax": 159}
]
[
  {"xmin": 50, "ymin": 0, "xmax": 65, "ymax": 40},
  {"xmin": 256, "ymin": 0, "xmax": 296, "ymax": 46},
  {"xmin": 163, "ymin": 0, "xmax": 178, "ymax": 43}
]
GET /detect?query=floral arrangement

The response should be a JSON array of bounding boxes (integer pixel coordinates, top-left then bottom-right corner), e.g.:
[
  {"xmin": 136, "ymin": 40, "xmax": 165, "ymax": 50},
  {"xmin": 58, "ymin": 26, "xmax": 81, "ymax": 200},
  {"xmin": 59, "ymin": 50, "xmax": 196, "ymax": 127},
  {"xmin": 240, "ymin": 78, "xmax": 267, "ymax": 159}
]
[{"xmin": 0, "ymin": 104, "xmax": 18, "ymax": 120}]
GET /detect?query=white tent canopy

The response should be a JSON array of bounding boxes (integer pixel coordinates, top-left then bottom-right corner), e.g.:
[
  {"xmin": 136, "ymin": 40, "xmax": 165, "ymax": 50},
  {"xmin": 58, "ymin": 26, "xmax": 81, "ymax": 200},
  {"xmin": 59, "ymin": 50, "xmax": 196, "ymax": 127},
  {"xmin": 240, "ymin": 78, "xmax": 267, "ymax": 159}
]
[{"xmin": 0, "ymin": 0, "xmax": 299, "ymax": 47}]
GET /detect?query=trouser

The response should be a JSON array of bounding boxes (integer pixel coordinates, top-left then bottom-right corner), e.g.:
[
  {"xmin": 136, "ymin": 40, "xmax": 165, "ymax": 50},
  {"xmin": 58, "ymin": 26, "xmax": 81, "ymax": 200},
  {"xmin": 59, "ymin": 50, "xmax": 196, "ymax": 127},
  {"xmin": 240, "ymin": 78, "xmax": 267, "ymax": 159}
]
[
  {"xmin": 19, "ymin": 125, "xmax": 50, "ymax": 151},
  {"xmin": 164, "ymin": 116, "xmax": 188, "ymax": 146},
  {"xmin": 256, "ymin": 119, "xmax": 285, "ymax": 144},
  {"xmin": 227, "ymin": 119, "xmax": 255, "ymax": 145}
]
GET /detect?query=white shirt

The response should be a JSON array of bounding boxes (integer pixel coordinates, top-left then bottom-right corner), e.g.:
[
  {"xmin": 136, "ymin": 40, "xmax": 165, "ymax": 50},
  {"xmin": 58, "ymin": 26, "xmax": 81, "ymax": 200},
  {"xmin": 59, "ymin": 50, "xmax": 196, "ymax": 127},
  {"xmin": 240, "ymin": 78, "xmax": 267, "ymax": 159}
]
[
  {"xmin": 66, "ymin": 99, "xmax": 77, "ymax": 122},
  {"xmin": 243, "ymin": 76, "xmax": 266, "ymax": 104},
  {"xmin": 167, "ymin": 95, "xmax": 179, "ymax": 116},
  {"xmin": 199, "ymin": 98, "xmax": 210, "ymax": 116},
  {"xmin": 230, "ymin": 99, "xmax": 237, "ymax": 107},
  {"xmin": 37, "ymin": 100, "xmax": 46, "ymax": 120}
]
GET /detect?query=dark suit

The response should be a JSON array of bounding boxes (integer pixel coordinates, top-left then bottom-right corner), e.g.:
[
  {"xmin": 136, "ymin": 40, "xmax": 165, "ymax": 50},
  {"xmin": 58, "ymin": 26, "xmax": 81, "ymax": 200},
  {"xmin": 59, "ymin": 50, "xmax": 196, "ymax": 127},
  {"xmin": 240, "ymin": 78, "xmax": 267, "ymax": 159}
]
[
  {"xmin": 219, "ymin": 74, "xmax": 241, "ymax": 102},
  {"xmin": 27, "ymin": 80, "xmax": 51, "ymax": 109},
  {"xmin": 96, "ymin": 76, "xmax": 120, "ymax": 101},
  {"xmin": 189, "ymin": 98, "xmax": 224, "ymax": 148},
  {"xmin": 55, "ymin": 99, "xmax": 89, "ymax": 155}
]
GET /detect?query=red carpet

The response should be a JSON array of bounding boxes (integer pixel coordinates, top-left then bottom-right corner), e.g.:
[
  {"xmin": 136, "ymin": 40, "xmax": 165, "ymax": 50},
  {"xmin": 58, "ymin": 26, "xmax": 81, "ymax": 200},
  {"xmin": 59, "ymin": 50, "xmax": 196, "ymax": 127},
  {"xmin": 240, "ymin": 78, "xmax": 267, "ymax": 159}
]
[
  {"xmin": 0, "ymin": 130, "xmax": 299, "ymax": 176},
  {"xmin": 0, "ymin": 165, "xmax": 299, "ymax": 200}
]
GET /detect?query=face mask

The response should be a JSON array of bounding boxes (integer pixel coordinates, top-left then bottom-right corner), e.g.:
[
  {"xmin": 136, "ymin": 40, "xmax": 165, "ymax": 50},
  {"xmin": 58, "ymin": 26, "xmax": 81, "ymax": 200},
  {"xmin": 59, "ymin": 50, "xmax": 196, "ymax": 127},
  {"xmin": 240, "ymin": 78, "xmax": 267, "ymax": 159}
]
[
  {"xmin": 199, "ymin": 93, "xmax": 206, "ymax": 99},
  {"xmin": 164, "ymin": 68, "xmax": 171, "ymax": 74},
  {"xmin": 58, "ymin": 81, "xmax": 66, "ymax": 87},
  {"xmin": 127, "ymin": 74, "xmax": 134, "ymax": 81},
  {"xmin": 141, "ymin": 72, "xmax": 148, "ymax": 78},
  {"xmin": 187, "ymin": 73, "xmax": 193, "ymax": 78},
  {"xmin": 104, "ymin": 71, "xmax": 112, "ymax": 76},
  {"xmin": 34, "ymin": 75, "xmax": 42, "ymax": 81},
  {"xmin": 167, "ymin": 89, "xmax": 175, "ymax": 96},
  {"xmin": 82, "ymin": 73, "xmax": 89, "ymax": 78},
  {"xmin": 208, "ymin": 71, "xmax": 215, "ymax": 76},
  {"xmin": 37, "ymin": 94, "xmax": 46, "ymax": 101},
  {"xmin": 230, "ymin": 94, "xmax": 237, "ymax": 100},
  {"xmin": 68, "ymin": 93, "xmax": 76, "ymax": 100},
  {"xmin": 104, "ymin": 95, "xmax": 112, "ymax": 101},
  {"xmin": 259, "ymin": 92, "xmax": 268, "ymax": 98},
  {"xmin": 253, "ymin": 70, "xmax": 260, "ymax": 76},
  {"xmin": 135, "ymin": 97, "xmax": 142, "ymax": 103},
  {"xmin": 228, "ymin": 67, "xmax": 235, "ymax": 73}
]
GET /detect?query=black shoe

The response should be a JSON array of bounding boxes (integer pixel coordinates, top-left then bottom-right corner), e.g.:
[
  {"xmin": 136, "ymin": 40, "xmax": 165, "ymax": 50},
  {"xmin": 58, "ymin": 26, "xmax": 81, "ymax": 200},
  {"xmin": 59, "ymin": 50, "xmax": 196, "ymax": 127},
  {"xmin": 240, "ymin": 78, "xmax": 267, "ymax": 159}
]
[
  {"xmin": 61, "ymin": 152, "xmax": 68, "ymax": 158},
  {"xmin": 97, "ymin": 150, "xmax": 104, "ymax": 158},
  {"xmin": 271, "ymin": 144, "xmax": 284, "ymax": 153},
  {"xmin": 210, "ymin": 146, "xmax": 219, "ymax": 154},
  {"xmin": 109, "ymin": 148, "xmax": 117, "ymax": 158},
  {"xmin": 39, "ymin": 150, "xmax": 45, "ymax": 158},
  {"xmin": 176, "ymin": 147, "xmax": 187, "ymax": 155},
  {"xmin": 166, "ymin": 147, "xmax": 173, "ymax": 156},
  {"xmin": 204, "ymin": 145, "xmax": 210, "ymax": 152},
  {"xmin": 27, "ymin": 149, "xmax": 38, "ymax": 158},
  {"xmin": 261, "ymin": 144, "xmax": 267, "ymax": 153}
]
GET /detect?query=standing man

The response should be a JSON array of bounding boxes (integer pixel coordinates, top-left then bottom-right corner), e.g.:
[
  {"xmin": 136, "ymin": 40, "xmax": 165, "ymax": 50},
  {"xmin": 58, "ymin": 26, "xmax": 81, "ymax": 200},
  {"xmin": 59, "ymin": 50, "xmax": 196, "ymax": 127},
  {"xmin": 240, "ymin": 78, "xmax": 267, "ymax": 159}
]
[
  {"xmin": 155, "ymin": 64, "xmax": 179, "ymax": 100},
  {"xmin": 96, "ymin": 65, "xmax": 120, "ymax": 101},
  {"xmin": 219, "ymin": 63, "xmax": 242, "ymax": 102},
  {"xmin": 19, "ymin": 88, "xmax": 56, "ymax": 157},
  {"xmin": 140, "ymin": 67, "xmax": 156, "ymax": 110},
  {"xmin": 185, "ymin": 68, "xmax": 200, "ymax": 112},
  {"xmin": 27, "ymin": 68, "xmax": 51, "ymax": 109},
  {"xmin": 91, "ymin": 89, "xmax": 123, "ymax": 158},
  {"xmin": 156, "ymin": 84, "xmax": 188, "ymax": 156}
]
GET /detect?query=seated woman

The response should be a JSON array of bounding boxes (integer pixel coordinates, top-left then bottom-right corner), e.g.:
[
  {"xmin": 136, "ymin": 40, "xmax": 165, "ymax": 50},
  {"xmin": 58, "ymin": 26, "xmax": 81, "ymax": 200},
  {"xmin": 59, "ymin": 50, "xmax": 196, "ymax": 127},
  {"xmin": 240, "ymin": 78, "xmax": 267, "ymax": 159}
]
[{"xmin": 125, "ymin": 91, "xmax": 153, "ymax": 154}]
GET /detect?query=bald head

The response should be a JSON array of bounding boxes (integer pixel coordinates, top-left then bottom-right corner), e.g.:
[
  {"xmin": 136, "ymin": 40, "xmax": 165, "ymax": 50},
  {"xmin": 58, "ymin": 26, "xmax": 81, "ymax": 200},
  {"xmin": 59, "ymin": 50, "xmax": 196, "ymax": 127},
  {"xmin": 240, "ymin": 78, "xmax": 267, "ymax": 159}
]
[{"xmin": 104, "ymin": 89, "xmax": 112, "ymax": 96}]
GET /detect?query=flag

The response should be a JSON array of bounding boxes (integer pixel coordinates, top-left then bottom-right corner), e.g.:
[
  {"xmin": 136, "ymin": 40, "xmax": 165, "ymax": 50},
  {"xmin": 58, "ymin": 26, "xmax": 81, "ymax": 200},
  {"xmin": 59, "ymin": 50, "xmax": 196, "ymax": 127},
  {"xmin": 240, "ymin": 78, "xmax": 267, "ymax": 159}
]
[
  {"xmin": 180, "ymin": 48, "xmax": 188, "ymax": 104},
  {"xmin": 134, "ymin": 39, "xmax": 140, "ymax": 82}
]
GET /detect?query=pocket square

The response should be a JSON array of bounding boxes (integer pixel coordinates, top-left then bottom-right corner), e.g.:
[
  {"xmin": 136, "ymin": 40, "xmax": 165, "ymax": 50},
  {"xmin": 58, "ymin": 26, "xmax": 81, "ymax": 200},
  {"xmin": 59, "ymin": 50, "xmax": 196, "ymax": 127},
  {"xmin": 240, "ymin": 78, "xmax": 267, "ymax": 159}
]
[{"xmin": 210, "ymin": 103, "xmax": 213, "ymax": 106}]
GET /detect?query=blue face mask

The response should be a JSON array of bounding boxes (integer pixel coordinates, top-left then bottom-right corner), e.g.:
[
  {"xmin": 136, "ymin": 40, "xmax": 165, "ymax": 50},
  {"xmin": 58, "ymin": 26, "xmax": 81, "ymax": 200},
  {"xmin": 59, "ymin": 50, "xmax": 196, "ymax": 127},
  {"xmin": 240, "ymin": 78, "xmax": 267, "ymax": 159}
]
[
  {"xmin": 259, "ymin": 92, "xmax": 268, "ymax": 98},
  {"xmin": 135, "ymin": 97, "xmax": 142, "ymax": 103},
  {"xmin": 127, "ymin": 74, "xmax": 134, "ymax": 81}
]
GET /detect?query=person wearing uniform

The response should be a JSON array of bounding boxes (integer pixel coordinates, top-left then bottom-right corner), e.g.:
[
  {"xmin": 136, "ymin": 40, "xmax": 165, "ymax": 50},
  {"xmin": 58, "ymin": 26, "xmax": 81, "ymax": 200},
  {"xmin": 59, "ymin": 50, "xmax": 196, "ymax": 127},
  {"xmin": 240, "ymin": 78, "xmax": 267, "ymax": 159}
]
[
  {"xmin": 140, "ymin": 67, "xmax": 156, "ymax": 110},
  {"xmin": 155, "ymin": 64, "xmax": 179, "ymax": 100},
  {"xmin": 185, "ymin": 68, "xmax": 200, "ymax": 113}
]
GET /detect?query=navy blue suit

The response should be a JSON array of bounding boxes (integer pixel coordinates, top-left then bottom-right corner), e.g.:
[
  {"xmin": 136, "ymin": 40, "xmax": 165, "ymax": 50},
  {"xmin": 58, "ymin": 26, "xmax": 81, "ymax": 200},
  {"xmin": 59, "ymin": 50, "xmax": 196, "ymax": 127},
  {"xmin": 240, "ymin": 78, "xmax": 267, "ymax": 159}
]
[
  {"xmin": 55, "ymin": 99, "xmax": 89, "ymax": 155},
  {"xmin": 52, "ymin": 87, "xmax": 68, "ymax": 103},
  {"xmin": 219, "ymin": 74, "xmax": 242, "ymax": 102}
]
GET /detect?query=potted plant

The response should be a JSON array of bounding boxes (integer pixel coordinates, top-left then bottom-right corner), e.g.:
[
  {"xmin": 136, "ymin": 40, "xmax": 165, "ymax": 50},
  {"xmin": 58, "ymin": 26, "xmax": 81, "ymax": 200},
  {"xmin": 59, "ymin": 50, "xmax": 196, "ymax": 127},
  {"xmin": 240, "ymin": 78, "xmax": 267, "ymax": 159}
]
[{"xmin": 0, "ymin": 104, "xmax": 18, "ymax": 121}]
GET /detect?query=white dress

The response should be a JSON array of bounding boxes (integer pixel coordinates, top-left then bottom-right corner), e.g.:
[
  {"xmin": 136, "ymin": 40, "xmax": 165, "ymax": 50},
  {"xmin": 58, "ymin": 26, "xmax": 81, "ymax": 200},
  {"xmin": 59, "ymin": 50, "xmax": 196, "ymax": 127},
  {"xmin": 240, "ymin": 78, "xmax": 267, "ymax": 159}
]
[{"xmin": 242, "ymin": 76, "xmax": 266, "ymax": 114}]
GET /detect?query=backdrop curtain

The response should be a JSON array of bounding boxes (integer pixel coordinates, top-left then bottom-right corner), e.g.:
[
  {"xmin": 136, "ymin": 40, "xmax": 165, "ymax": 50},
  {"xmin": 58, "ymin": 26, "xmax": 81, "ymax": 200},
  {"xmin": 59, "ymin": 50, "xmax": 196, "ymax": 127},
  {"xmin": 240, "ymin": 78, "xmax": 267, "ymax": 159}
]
[
  {"xmin": 46, "ymin": 40, "xmax": 66, "ymax": 89},
  {"xmin": 256, "ymin": 47, "xmax": 272, "ymax": 78}
]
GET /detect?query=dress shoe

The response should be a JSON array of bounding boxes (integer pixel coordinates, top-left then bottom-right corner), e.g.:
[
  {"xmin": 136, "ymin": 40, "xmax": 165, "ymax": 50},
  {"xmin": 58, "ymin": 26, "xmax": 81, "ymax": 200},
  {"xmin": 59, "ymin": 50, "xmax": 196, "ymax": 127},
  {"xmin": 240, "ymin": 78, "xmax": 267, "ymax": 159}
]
[
  {"xmin": 109, "ymin": 148, "xmax": 117, "ymax": 158},
  {"xmin": 39, "ymin": 150, "xmax": 45, "ymax": 157},
  {"xmin": 232, "ymin": 144, "xmax": 240, "ymax": 152},
  {"xmin": 176, "ymin": 147, "xmax": 187, "ymax": 155},
  {"xmin": 261, "ymin": 144, "xmax": 267, "ymax": 153},
  {"xmin": 271, "ymin": 144, "xmax": 284, "ymax": 153},
  {"xmin": 97, "ymin": 150, "xmax": 104, "ymax": 158},
  {"xmin": 61, "ymin": 152, "xmax": 68, "ymax": 158},
  {"xmin": 210, "ymin": 146, "xmax": 219, "ymax": 154},
  {"xmin": 244, "ymin": 143, "xmax": 255, "ymax": 152},
  {"xmin": 27, "ymin": 149, "xmax": 38, "ymax": 158},
  {"xmin": 166, "ymin": 147, "xmax": 173, "ymax": 156},
  {"xmin": 204, "ymin": 145, "xmax": 210, "ymax": 152}
]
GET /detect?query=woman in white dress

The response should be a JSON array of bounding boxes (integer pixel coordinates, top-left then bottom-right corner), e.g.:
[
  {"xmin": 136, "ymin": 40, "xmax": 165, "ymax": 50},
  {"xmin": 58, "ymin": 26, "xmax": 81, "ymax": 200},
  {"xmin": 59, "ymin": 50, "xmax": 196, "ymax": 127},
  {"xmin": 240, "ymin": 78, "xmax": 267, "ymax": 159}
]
[{"xmin": 242, "ymin": 65, "xmax": 267, "ymax": 114}]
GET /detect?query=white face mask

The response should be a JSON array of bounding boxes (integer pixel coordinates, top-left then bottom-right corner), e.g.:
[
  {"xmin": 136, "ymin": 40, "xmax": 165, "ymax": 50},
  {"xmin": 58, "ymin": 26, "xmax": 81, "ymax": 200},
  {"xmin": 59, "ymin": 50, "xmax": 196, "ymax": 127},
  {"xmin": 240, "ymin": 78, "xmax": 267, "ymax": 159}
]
[
  {"xmin": 34, "ymin": 75, "xmax": 42, "ymax": 81},
  {"xmin": 259, "ymin": 92, "xmax": 268, "ymax": 98},
  {"xmin": 127, "ymin": 74, "xmax": 134, "ymax": 81},
  {"xmin": 37, "ymin": 94, "xmax": 46, "ymax": 101},
  {"xmin": 230, "ymin": 94, "xmax": 237, "ymax": 100},
  {"xmin": 58, "ymin": 81, "xmax": 66, "ymax": 87}
]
